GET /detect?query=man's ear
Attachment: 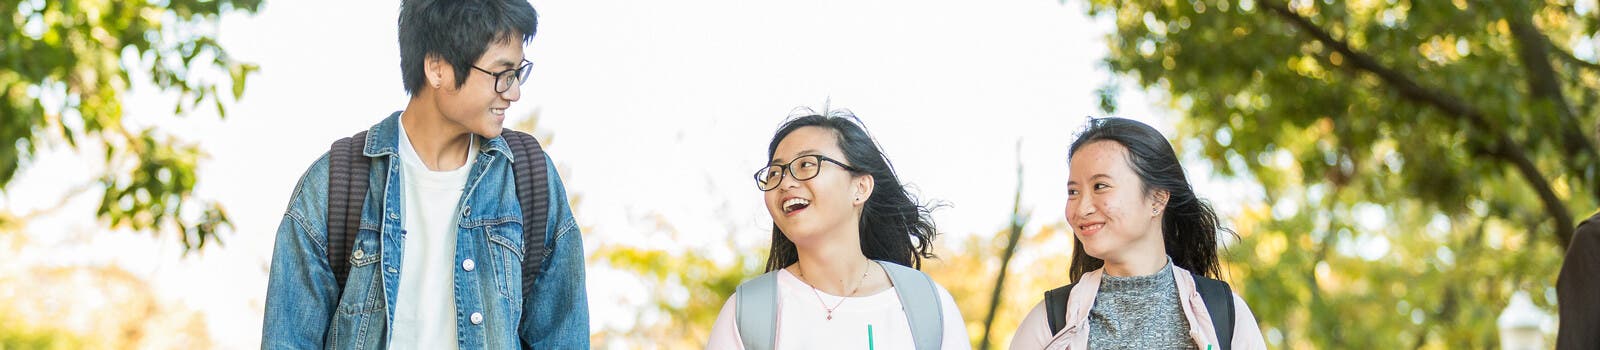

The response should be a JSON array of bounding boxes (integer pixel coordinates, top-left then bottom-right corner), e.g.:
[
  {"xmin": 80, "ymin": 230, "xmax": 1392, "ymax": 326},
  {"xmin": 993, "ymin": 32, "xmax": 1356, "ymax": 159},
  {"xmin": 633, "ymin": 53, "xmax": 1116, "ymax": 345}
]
[
  {"xmin": 424, "ymin": 54, "xmax": 453, "ymax": 91},
  {"xmin": 854, "ymin": 174, "xmax": 875, "ymax": 206}
]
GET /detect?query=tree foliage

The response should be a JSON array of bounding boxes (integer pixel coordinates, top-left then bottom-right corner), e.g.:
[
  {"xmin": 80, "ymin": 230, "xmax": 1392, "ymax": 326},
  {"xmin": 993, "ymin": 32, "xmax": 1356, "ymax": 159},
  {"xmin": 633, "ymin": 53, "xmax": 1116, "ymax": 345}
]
[
  {"xmin": 1084, "ymin": 0, "xmax": 1583, "ymax": 347},
  {"xmin": 1, "ymin": 0, "xmax": 261, "ymax": 251}
]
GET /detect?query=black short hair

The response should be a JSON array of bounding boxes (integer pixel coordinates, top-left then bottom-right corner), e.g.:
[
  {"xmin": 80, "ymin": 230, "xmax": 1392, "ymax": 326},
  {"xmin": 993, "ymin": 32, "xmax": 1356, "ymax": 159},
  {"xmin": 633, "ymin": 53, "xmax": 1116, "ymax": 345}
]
[{"xmin": 398, "ymin": 0, "xmax": 538, "ymax": 95}]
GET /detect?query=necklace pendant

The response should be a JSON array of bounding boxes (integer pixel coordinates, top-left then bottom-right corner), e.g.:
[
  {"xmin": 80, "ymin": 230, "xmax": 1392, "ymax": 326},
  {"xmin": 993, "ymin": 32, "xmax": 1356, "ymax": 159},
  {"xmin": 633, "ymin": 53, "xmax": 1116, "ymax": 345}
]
[{"xmin": 826, "ymin": 313, "xmax": 833, "ymax": 321}]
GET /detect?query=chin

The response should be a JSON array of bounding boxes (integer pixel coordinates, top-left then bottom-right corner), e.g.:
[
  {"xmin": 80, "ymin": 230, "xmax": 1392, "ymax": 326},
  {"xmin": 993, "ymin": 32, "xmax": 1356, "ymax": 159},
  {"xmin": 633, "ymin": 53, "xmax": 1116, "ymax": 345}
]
[
  {"xmin": 478, "ymin": 127, "xmax": 504, "ymax": 139},
  {"xmin": 776, "ymin": 225, "xmax": 819, "ymax": 245},
  {"xmin": 472, "ymin": 119, "xmax": 504, "ymax": 138},
  {"xmin": 1078, "ymin": 241, "xmax": 1111, "ymax": 261}
]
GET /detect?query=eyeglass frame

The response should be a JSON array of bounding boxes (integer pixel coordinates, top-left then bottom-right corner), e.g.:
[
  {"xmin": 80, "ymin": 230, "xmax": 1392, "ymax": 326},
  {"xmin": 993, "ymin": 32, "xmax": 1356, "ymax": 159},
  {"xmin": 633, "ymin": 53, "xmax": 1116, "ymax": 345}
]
[
  {"xmin": 469, "ymin": 59, "xmax": 533, "ymax": 93},
  {"xmin": 754, "ymin": 154, "xmax": 861, "ymax": 191}
]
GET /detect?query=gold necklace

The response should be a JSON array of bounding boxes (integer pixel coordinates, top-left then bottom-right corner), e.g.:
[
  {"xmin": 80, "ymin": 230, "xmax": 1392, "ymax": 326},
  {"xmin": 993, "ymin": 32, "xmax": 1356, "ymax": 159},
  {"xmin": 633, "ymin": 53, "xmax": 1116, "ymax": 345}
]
[{"xmin": 796, "ymin": 261, "xmax": 871, "ymax": 321}]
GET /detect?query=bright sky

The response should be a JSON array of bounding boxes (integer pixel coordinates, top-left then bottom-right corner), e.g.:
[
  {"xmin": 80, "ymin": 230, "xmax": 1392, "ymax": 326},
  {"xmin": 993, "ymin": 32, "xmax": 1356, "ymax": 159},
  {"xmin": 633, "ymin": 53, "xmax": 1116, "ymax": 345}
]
[{"xmin": 2, "ymin": 0, "xmax": 1265, "ymax": 348}]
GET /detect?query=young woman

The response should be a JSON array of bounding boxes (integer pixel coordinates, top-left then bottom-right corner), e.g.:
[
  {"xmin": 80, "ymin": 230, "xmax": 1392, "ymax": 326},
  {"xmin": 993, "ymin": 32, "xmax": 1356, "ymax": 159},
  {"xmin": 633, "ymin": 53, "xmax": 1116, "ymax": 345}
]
[
  {"xmin": 706, "ymin": 107, "xmax": 971, "ymax": 350},
  {"xmin": 1009, "ymin": 118, "xmax": 1266, "ymax": 350}
]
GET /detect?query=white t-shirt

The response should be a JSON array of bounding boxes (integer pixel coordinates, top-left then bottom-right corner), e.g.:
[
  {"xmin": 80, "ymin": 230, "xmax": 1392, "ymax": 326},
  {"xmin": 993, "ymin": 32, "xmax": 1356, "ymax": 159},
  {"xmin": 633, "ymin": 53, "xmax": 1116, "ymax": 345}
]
[
  {"xmin": 388, "ymin": 118, "xmax": 476, "ymax": 349},
  {"xmin": 705, "ymin": 268, "xmax": 972, "ymax": 349}
]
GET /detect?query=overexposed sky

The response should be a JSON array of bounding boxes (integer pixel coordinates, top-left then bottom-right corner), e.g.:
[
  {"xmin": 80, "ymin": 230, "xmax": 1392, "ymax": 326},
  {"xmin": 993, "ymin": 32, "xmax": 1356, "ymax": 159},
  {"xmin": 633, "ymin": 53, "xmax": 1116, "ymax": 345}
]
[{"xmin": 1, "ymin": 0, "xmax": 1259, "ymax": 348}]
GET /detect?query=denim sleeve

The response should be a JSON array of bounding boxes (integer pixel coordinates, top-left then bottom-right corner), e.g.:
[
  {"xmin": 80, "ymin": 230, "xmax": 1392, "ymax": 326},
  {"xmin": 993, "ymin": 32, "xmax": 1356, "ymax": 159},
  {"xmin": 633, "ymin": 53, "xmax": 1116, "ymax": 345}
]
[
  {"xmin": 262, "ymin": 154, "xmax": 340, "ymax": 349},
  {"xmin": 520, "ymin": 158, "xmax": 590, "ymax": 348}
]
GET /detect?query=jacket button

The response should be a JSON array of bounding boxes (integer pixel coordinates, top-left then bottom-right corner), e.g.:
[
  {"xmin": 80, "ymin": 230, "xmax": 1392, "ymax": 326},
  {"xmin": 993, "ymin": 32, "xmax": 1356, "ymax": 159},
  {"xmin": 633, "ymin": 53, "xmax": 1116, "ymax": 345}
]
[
  {"xmin": 462, "ymin": 259, "xmax": 475, "ymax": 271},
  {"xmin": 470, "ymin": 312, "xmax": 483, "ymax": 325},
  {"xmin": 462, "ymin": 206, "xmax": 471, "ymax": 217},
  {"xmin": 388, "ymin": 212, "xmax": 398, "ymax": 220},
  {"xmin": 352, "ymin": 250, "xmax": 365, "ymax": 259}
]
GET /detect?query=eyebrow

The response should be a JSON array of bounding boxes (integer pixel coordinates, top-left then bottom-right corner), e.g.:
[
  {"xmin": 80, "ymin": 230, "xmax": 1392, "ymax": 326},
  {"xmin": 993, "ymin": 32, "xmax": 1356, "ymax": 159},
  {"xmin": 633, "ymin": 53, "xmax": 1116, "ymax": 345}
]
[
  {"xmin": 769, "ymin": 149, "xmax": 823, "ymax": 165},
  {"xmin": 487, "ymin": 57, "xmax": 524, "ymax": 70},
  {"xmin": 1066, "ymin": 174, "xmax": 1112, "ymax": 186}
]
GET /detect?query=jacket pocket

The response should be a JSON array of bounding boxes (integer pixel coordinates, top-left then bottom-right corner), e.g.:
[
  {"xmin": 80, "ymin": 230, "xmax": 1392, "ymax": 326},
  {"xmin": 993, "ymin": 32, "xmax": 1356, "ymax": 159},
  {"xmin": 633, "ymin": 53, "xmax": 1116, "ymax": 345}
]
[
  {"xmin": 485, "ymin": 223, "xmax": 525, "ymax": 308},
  {"xmin": 336, "ymin": 230, "xmax": 384, "ymax": 315},
  {"xmin": 329, "ymin": 229, "xmax": 386, "ymax": 349}
]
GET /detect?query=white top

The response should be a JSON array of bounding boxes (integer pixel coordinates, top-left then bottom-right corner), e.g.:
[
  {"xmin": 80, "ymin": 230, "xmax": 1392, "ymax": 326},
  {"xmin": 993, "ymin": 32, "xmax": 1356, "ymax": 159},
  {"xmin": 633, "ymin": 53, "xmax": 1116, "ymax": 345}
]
[
  {"xmin": 388, "ymin": 117, "xmax": 477, "ymax": 349},
  {"xmin": 705, "ymin": 268, "xmax": 972, "ymax": 349}
]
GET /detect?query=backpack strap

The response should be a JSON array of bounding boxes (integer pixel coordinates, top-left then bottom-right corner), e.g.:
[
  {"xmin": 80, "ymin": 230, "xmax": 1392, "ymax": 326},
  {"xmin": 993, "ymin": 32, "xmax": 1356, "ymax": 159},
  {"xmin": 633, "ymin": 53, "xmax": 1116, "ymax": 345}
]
[
  {"xmin": 734, "ymin": 271, "xmax": 780, "ymax": 350},
  {"xmin": 1193, "ymin": 273, "xmax": 1235, "ymax": 350},
  {"xmin": 500, "ymin": 129, "xmax": 551, "ymax": 295},
  {"xmin": 326, "ymin": 131, "xmax": 370, "ymax": 290},
  {"xmin": 878, "ymin": 261, "xmax": 943, "ymax": 350},
  {"xmin": 1044, "ymin": 283, "xmax": 1075, "ymax": 335}
]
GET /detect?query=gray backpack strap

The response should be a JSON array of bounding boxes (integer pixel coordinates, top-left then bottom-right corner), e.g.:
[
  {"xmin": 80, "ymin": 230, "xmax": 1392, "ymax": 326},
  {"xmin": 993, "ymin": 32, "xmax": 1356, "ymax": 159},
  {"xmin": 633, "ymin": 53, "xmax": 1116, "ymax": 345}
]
[
  {"xmin": 734, "ymin": 271, "xmax": 781, "ymax": 350},
  {"xmin": 1193, "ymin": 273, "xmax": 1235, "ymax": 350},
  {"xmin": 500, "ymin": 130, "xmax": 550, "ymax": 295},
  {"xmin": 327, "ymin": 130, "xmax": 370, "ymax": 292},
  {"xmin": 878, "ymin": 261, "xmax": 943, "ymax": 350}
]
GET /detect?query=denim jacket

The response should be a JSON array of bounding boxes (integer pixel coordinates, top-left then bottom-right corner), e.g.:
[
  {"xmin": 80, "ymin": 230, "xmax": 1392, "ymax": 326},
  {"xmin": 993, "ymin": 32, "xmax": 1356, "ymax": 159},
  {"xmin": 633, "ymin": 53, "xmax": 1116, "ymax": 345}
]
[{"xmin": 262, "ymin": 112, "xmax": 588, "ymax": 349}]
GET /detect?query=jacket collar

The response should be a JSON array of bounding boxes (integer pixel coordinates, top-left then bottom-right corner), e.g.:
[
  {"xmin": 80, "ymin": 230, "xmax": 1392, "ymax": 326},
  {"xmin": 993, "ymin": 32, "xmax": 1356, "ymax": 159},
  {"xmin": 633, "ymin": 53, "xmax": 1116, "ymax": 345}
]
[{"xmin": 363, "ymin": 110, "xmax": 515, "ymax": 160}]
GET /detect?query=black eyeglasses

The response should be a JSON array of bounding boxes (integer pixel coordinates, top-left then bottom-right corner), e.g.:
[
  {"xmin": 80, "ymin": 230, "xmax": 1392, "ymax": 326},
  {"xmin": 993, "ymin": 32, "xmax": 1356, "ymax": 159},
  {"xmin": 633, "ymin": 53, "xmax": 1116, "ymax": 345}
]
[
  {"xmin": 470, "ymin": 59, "xmax": 533, "ymax": 93},
  {"xmin": 755, "ymin": 154, "xmax": 860, "ymax": 191}
]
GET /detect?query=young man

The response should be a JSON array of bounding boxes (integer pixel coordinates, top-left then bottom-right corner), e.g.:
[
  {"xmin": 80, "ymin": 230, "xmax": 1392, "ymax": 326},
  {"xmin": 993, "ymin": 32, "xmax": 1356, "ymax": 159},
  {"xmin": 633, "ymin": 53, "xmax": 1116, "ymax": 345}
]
[{"xmin": 262, "ymin": 0, "xmax": 587, "ymax": 348}]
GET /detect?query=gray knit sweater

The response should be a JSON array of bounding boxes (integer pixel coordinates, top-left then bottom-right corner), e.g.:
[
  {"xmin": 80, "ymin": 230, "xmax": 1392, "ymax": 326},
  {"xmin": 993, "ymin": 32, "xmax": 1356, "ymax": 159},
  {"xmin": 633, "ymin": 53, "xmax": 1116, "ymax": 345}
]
[{"xmin": 1087, "ymin": 261, "xmax": 1198, "ymax": 350}]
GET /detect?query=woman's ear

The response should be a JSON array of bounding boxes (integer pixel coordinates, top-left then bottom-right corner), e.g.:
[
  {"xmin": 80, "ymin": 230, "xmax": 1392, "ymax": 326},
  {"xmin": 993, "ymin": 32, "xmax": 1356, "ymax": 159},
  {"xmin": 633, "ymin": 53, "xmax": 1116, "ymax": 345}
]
[
  {"xmin": 1150, "ymin": 189, "xmax": 1171, "ymax": 216},
  {"xmin": 853, "ymin": 174, "xmax": 875, "ymax": 206}
]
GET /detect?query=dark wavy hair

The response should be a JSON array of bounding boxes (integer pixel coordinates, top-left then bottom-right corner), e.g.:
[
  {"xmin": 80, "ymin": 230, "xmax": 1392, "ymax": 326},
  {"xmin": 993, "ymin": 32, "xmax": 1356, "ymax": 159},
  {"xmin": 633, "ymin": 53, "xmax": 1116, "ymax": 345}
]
[
  {"xmin": 762, "ymin": 109, "xmax": 940, "ymax": 272},
  {"xmin": 1066, "ymin": 117, "xmax": 1234, "ymax": 282}
]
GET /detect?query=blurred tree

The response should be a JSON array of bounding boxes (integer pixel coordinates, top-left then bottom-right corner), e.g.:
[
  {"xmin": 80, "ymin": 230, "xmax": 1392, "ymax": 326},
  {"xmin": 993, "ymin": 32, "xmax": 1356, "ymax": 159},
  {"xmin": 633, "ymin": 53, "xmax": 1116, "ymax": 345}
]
[
  {"xmin": 1083, "ymin": 0, "xmax": 1584, "ymax": 347},
  {"xmin": 924, "ymin": 223, "xmax": 1073, "ymax": 349},
  {"xmin": 0, "ymin": 232, "xmax": 214, "ymax": 348},
  {"xmin": 594, "ymin": 236, "xmax": 763, "ymax": 348},
  {"xmin": 1, "ymin": 0, "xmax": 261, "ymax": 251}
]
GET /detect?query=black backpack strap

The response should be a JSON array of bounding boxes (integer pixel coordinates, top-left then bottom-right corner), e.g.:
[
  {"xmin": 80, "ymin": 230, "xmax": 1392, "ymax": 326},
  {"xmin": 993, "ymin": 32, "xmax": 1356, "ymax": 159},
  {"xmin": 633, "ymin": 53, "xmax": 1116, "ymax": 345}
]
[
  {"xmin": 1044, "ymin": 283, "xmax": 1075, "ymax": 335},
  {"xmin": 326, "ymin": 131, "xmax": 370, "ymax": 290},
  {"xmin": 1193, "ymin": 273, "xmax": 1235, "ymax": 350},
  {"xmin": 501, "ymin": 129, "xmax": 550, "ymax": 296}
]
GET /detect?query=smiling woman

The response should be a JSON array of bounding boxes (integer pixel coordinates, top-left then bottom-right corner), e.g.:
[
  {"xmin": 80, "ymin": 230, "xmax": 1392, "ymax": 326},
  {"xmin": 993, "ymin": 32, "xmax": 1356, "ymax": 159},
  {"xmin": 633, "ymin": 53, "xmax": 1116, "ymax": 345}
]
[
  {"xmin": 705, "ymin": 105, "xmax": 971, "ymax": 350},
  {"xmin": 1008, "ymin": 117, "xmax": 1266, "ymax": 350}
]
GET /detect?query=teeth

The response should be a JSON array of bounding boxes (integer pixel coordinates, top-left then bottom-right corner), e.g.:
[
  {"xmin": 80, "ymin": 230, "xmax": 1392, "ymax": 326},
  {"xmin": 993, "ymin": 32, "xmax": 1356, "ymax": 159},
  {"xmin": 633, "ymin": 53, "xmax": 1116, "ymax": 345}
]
[
  {"xmin": 1080, "ymin": 223, "xmax": 1103, "ymax": 231},
  {"xmin": 783, "ymin": 198, "xmax": 811, "ymax": 212}
]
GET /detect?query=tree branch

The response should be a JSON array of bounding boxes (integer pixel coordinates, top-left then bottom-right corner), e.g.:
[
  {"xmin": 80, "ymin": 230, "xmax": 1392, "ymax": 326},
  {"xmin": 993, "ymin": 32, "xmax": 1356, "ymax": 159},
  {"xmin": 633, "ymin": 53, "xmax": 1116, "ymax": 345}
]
[
  {"xmin": 979, "ymin": 141, "xmax": 1026, "ymax": 350},
  {"xmin": 1506, "ymin": 8, "xmax": 1600, "ymax": 204},
  {"xmin": 1258, "ymin": 0, "xmax": 1574, "ymax": 249}
]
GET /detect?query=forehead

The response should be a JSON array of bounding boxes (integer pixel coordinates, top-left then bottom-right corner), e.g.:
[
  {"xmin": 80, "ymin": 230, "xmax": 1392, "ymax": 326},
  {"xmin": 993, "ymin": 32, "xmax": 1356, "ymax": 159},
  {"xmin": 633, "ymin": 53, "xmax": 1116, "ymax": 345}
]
[
  {"xmin": 1069, "ymin": 140, "xmax": 1134, "ymax": 177},
  {"xmin": 475, "ymin": 39, "xmax": 526, "ymax": 67},
  {"xmin": 771, "ymin": 126, "xmax": 844, "ymax": 160}
]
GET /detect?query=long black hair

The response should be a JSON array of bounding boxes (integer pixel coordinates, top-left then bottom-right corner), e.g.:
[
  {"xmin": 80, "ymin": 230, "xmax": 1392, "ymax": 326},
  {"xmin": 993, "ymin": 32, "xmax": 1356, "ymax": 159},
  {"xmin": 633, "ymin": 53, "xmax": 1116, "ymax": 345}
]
[
  {"xmin": 762, "ymin": 108, "xmax": 939, "ymax": 272},
  {"xmin": 1066, "ymin": 117, "xmax": 1234, "ymax": 281}
]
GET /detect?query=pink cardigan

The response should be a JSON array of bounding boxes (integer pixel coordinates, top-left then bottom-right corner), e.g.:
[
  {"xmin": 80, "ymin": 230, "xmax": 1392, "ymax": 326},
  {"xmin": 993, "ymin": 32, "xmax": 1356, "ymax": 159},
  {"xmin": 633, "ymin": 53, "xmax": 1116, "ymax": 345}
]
[{"xmin": 1008, "ymin": 264, "xmax": 1268, "ymax": 350}]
